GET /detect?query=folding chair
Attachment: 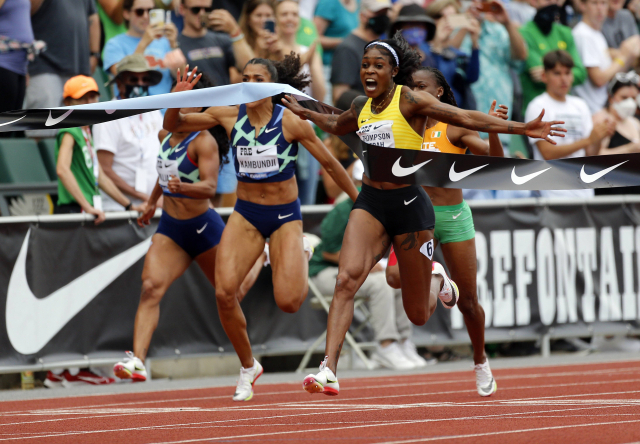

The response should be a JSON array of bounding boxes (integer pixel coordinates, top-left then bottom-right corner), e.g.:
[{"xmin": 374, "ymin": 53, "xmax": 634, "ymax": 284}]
[{"xmin": 296, "ymin": 279, "xmax": 376, "ymax": 372}]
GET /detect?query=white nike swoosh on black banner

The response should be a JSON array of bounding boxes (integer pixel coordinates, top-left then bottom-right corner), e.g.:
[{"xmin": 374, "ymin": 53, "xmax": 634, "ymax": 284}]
[
  {"xmin": 511, "ymin": 167, "xmax": 551, "ymax": 185},
  {"xmin": 45, "ymin": 110, "xmax": 73, "ymax": 127},
  {"xmin": 580, "ymin": 161, "xmax": 628, "ymax": 184},
  {"xmin": 448, "ymin": 162, "xmax": 489, "ymax": 182},
  {"xmin": 391, "ymin": 157, "xmax": 431, "ymax": 177}
]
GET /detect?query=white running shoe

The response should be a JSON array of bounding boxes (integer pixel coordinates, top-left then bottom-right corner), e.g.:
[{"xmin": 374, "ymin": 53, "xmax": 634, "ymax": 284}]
[
  {"xmin": 303, "ymin": 356, "xmax": 339, "ymax": 396},
  {"xmin": 400, "ymin": 340, "xmax": 431, "ymax": 368},
  {"xmin": 474, "ymin": 359, "xmax": 497, "ymax": 397},
  {"xmin": 371, "ymin": 342, "xmax": 416, "ymax": 370},
  {"xmin": 432, "ymin": 261, "xmax": 459, "ymax": 309},
  {"xmin": 113, "ymin": 351, "xmax": 147, "ymax": 382},
  {"xmin": 233, "ymin": 358, "xmax": 263, "ymax": 401}
]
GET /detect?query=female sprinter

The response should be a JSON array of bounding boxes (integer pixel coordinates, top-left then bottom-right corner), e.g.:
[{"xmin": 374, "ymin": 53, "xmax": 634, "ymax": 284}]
[
  {"xmin": 113, "ymin": 75, "xmax": 263, "ymax": 383},
  {"xmin": 164, "ymin": 56, "xmax": 359, "ymax": 401},
  {"xmin": 282, "ymin": 32, "xmax": 565, "ymax": 395},
  {"xmin": 386, "ymin": 66, "xmax": 507, "ymax": 397}
]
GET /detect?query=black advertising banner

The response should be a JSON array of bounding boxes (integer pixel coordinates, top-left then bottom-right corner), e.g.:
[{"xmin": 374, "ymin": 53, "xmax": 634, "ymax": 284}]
[{"xmin": 0, "ymin": 201, "xmax": 639, "ymax": 369}]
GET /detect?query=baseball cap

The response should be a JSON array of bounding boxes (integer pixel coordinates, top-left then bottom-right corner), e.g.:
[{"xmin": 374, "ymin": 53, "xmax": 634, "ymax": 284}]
[
  {"xmin": 63, "ymin": 75, "xmax": 100, "ymax": 99},
  {"xmin": 105, "ymin": 54, "xmax": 163, "ymax": 87},
  {"xmin": 361, "ymin": 0, "xmax": 392, "ymax": 13}
]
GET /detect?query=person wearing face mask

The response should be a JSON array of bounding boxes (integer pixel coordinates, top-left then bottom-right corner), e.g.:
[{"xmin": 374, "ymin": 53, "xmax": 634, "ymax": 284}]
[
  {"xmin": 92, "ymin": 54, "xmax": 165, "ymax": 212},
  {"xmin": 593, "ymin": 72, "xmax": 640, "ymax": 194},
  {"xmin": 331, "ymin": 0, "xmax": 393, "ymax": 103},
  {"xmin": 519, "ymin": 0, "xmax": 587, "ymax": 115}
]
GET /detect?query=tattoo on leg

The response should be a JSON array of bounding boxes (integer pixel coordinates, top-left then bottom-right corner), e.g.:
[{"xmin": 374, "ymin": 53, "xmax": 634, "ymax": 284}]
[
  {"xmin": 401, "ymin": 232, "xmax": 420, "ymax": 250},
  {"xmin": 374, "ymin": 239, "xmax": 390, "ymax": 262}
]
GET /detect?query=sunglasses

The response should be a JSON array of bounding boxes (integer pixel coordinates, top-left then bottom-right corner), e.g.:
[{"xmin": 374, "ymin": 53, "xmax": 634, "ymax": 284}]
[
  {"xmin": 133, "ymin": 8, "xmax": 153, "ymax": 17},
  {"xmin": 124, "ymin": 74, "xmax": 152, "ymax": 84},
  {"xmin": 609, "ymin": 71, "xmax": 640, "ymax": 94},
  {"xmin": 189, "ymin": 6, "xmax": 214, "ymax": 14}
]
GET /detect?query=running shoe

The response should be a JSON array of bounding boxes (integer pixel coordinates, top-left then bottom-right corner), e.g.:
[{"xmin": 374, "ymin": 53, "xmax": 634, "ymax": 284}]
[
  {"xmin": 62, "ymin": 369, "xmax": 115, "ymax": 387},
  {"xmin": 432, "ymin": 261, "xmax": 459, "ymax": 308},
  {"xmin": 400, "ymin": 340, "xmax": 431, "ymax": 367},
  {"xmin": 233, "ymin": 358, "xmax": 263, "ymax": 401},
  {"xmin": 474, "ymin": 359, "xmax": 497, "ymax": 397},
  {"xmin": 113, "ymin": 351, "xmax": 147, "ymax": 382},
  {"xmin": 43, "ymin": 370, "xmax": 66, "ymax": 388},
  {"xmin": 371, "ymin": 342, "xmax": 416, "ymax": 370},
  {"xmin": 303, "ymin": 356, "xmax": 339, "ymax": 396}
]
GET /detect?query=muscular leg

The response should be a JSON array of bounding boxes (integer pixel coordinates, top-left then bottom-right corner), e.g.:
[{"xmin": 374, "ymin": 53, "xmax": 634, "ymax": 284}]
[
  {"xmin": 215, "ymin": 212, "xmax": 266, "ymax": 369},
  {"xmin": 269, "ymin": 220, "xmax": 308, "ymax": 313},
  {"xmin": 134, "ymin": 234, "xmax": 192, "ymax": 361},
  {"xmin": 441, "ymin": 239, "xmax": 486, "ymax": 365}
]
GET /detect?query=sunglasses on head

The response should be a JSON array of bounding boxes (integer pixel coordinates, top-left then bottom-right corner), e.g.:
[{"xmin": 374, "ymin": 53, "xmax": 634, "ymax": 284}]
[
  {"xmin": 189, "ymin": 6, "xmax": 214, "ymax": 14},
  {"xmin": 133, "ymin": 8, "xmax": 153, "ymax": 17}
]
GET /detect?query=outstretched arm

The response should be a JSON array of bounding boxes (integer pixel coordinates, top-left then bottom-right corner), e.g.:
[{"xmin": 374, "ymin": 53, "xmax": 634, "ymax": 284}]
[
  {"xmin": 403, "ymin": 87, "xmax": 566, "ymax": 144},
  {"xmin": 460, "ymin": 101, "xmax": 508, "ymax": 157},
  {"xmin": 281, "ymin": 94, "xmax": 360, "ymax": 136}
]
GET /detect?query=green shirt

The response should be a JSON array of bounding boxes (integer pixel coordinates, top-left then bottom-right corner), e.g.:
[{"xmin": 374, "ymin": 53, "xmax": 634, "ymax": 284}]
[
  {"xmin": 296, "ymin": 17, "xmax": 323, "ymax": 59},
  {"xmin": 55, "ymin": 127, "xmax": 99, "ymax": 206},
  {"xmin": 309, "ymin": 196, "xmax": 354, "ymax": 277},
  {"xmin": 519, "ymin": 21, "xmax": 587, "ymax": 114},
  {"xmin": 97, "ymin": 4, "xmax": 126, "ymax": 60}
]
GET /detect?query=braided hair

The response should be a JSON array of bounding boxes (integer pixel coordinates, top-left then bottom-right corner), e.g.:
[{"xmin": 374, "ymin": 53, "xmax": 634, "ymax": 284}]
[
  {"xmin": 364, "ymin": 31, "xmax": 422, "ymax": 86},
  {"xmin": 412, "ymin": 66, "xmax": 458, "ymax": 107},
  {"xmin": 244, "ymin": 53, "xmax": 311, "ymax": 103}
]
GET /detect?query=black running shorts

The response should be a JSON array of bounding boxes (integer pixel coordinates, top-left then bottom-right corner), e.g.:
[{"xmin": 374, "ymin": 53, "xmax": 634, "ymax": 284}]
[{"xmin": 352, "ymin": 183, "xmax": 436, "ymax": 237}]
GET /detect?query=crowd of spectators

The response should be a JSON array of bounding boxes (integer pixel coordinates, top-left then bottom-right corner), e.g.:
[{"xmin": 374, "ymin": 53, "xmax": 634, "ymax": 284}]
[{"xmin": 1, "ymin": 0, "xmax": 640, "ymax": 211}]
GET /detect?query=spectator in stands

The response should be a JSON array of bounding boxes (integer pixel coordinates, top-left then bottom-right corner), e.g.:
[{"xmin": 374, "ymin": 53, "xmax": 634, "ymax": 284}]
[
  {"xmin": 331, "ymin": 0, "xmax": 392, "ymax": 102},
  {"xmin": 505, "ymin": 0, "xmax": 537, "ymax": 26},
  {"xmin": 314, "ymin": 0, "xmax": 359, "ymax": 82},
  {"xmin": 239, "ymin": 0, "xmax": 281, "ymax": 60},
  {"xmin": 93, "ymin": 54, "xmax": 163, "ymax": 211},
  {"xmin": 25, "ymin": 0, "xmax": 99, "ymax": 139},
  {"xmin": 309, "ymin": 166, "xmax": 430, "ymax": 370},
  {"xmin": 593, "ymin": 71, "xmax": 640, "ymax": 194},
  {"xmin": 387, "ymin": 3, "xmax": 437, "ymax": 71},
  {"xmin": 178, "ymin": 0, "xmax": 254, "ymax": 86},
  {"xmin": 103, "ymin": 0, "xmax": 179, "ymax": 96},
  {"xmin": 97, "ymin": 0, "xmax": 127, "ymax": 57},
  {"xmin": 627, "ymin": 0, "xmax": 640, "ymax": 30},
  {"xmin": 461, "ymin": 0, "xmax": 527, "ymax": 156},
  {"xmin": 0, "ymin": 0, "xmax": 33, "ymax": 115},
  {"xmin": 519, "ymin": 0, "xmax": 587, "ymax": 115},
  {"xmin": 525, "ymin": 50, "xmax": 614, "ymax": 198},
  {"xmin": 572, "ymin": 0, "xmax": 640, "ymax": 113},
  {"xmin": 55, "ymin": 76, "xmax": 142, "ymax": 222},
  {"xmin": 602, "ymin": 0, "xmax": 639, "ymax": 47}
]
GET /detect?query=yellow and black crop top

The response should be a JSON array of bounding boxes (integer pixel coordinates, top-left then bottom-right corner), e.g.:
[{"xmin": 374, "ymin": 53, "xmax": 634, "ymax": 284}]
[
  {"xmin": 421, "ymin": 122, "xmax": 466, "ymax": 154},
  {"xmin": 356, "ymin": 85, "xmax": 423, "ymax": 150}
]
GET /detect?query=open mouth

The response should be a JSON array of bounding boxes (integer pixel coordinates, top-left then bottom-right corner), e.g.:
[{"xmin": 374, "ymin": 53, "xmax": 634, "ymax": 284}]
[{"xmin": 365, "ymin": 79, "xmax": 377, "ymax": 92}]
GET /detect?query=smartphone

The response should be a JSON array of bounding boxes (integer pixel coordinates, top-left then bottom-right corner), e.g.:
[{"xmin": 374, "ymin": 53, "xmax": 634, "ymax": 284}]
[
  {"xmin": 476, "ymin": 1, "xmax": 500, "ymax": 13},
  {"xmin": 264, "ymin": 19, "xmax": 276, "ymax": 33},
  {"xmin": 447, "ymin": 14, "xmax": 471, "ymax": 29},
  {"xmin": 149, "ymin": 9, "xmax": 165, "ymax": 27}
]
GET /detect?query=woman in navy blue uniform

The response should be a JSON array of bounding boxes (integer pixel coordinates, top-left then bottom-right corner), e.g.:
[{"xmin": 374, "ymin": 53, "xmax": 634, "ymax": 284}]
[
  {"xmin": 114, "ymin": 75, "xmax": 264, "ymax": 385},
  {"xmin": 164, "ymin": 55, "xmax": 359, "ymax": 401}
]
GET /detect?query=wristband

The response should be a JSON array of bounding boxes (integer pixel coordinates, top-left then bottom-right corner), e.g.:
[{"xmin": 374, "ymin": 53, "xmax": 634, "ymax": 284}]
[
  {"xmin": 231, "ymin": 32, "xmax": 245, "ymax": 43},
  {"xmin": 614, "ymin": 57, "xmax": 625, "ymax": 67},
  {"xmin": 125, "ymin": 202, "xmax": 132, "ymax": 211}
]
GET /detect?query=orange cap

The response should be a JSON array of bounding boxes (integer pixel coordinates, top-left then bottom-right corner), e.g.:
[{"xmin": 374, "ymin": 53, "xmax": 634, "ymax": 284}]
[{"xmin": 63, "ymin": 75, "xmax": 100, "ymax": 99}]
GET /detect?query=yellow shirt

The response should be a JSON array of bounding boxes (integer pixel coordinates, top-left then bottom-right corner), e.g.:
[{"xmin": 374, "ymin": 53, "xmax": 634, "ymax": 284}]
[
  {"xmin": 356, "ymin": 85, "xmax": 423, "ymax": 150},
  {"xmin": 421, "ymin": 121, "xmax": 466, "ymax": 154}
]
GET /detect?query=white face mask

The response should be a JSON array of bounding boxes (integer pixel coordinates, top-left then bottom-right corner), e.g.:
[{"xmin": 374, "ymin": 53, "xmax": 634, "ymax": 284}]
[{"xmin": 612, "ymin": 97, "xmax": 638, "ymax": 120}]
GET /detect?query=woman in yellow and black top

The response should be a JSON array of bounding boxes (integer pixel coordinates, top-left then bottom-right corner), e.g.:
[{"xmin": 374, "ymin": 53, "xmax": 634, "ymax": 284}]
[
  {"xmin": 282, "ymin": 31, "xmax": 564, "ymax": 395},
  {"xmin": 386, "ymin": 67, "xmax": 507, "ymax": 398}
]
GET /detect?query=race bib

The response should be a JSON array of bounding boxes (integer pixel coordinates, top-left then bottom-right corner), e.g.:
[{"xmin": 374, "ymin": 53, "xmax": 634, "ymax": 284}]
[
  {"xmin": 157, "ymin": 158, "xmax": 180, "ymax": 188},
  {"xmin": 237, "ymin": 145, "xmax": 279, "ymax": 177},
  {"xmin": 356, "ymin": 120, "xmax": 395, "ymax": 147}
]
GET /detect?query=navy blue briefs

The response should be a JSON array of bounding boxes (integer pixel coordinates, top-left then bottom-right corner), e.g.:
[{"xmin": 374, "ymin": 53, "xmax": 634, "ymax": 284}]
[
  {"xmin": 234, "ymin": 198, "xmax": 302, "ymax": 239},
  {"xmin": 156, "ymin": 209, "xmax": 225, "ymax": 258}
]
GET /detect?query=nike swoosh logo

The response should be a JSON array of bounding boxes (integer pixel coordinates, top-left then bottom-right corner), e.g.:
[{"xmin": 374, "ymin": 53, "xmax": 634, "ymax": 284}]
[
  {"xmin": 197, "ymin": 223, "xmax": 208, "ymax": 234},
  {"xmin": 404, "ymin": 196, "xmax": 417, "ymax": 205},
  {"xmin": 449, "ymin": 162, "xmax": 488, "ymax": 182},
  {"xmin": 174, "ymin": 146, "xmax": 185, "ymax": 153},
  {"xmin": 580, "ymin": 161, "xmax": 628, "ymax": 184},
  {"xmin": 6, "ymin": 229, "xmax": 151, "ymax": 355},
  {"xmin": 256, "ymin": 148, "xmax": 270, "ymax": 154},
  {"xmin": 511, "ymin": 166, "xmax": 551, "ymax": 185},
  {"xmin": 360, "ymin": 119, "xmax": 369, "ymax": 124},
  {"xmin": 278, "ymin": 213, "xmax": 293, "ymax": 219},
  {"xmin": 373, "ymin": 124, "xmax": 383, "ymax": 130},
  {"xmin": 164, "ymin": 162, "xmax": 172, "ymax": 168},
  {"xmin": 452, "ymin": 212, "xmax": 462, "ymax": 219},
  {"xmin": 45, "ymin": 110, "xmax": 73, "ymax": 127},
  {"xmin": 264, "ymin": 127, "xmax": 277, "ymax": 133},
  {"xmin": 0, "ymin": 115, "xmax": 26, "ymax": 127},
  {"xmin": 391, "ymin": 157, "xmax": 431, "ymax": 177}
]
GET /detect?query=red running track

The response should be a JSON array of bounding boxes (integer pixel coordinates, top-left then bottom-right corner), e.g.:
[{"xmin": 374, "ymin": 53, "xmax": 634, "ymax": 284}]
[{"xmin": 3, "ymin": 360, "xmax": 640, "ymax": 443}]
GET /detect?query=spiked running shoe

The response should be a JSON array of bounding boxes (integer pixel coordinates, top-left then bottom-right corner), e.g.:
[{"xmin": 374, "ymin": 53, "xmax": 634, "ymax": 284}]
[
  {"xmin": 475, "ymin": 359, "xmax": 497, "ymax": 397},
  {"xmin": 62, "ymin": 369, "xmax": 115, "ymax": 387},
  {"xmin": 113, "ymin": 351, "xmax": 147, "ymax": 382},
  {"xmin": 233, "ymin": 358, "xmax": 264, "ymax": 401},
  {"xmin": 432, "ymin": 261, "xmax": 459, "ymax": 309},
  {"xmin": 303, "ymin": 356, "xmax": 339, "ymax": 396}
]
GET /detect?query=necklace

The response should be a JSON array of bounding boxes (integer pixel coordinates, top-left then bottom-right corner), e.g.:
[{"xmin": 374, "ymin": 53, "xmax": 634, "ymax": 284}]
[{"xmin": 372, "ymin": 84, "xmax": 395, "ymax": 114}]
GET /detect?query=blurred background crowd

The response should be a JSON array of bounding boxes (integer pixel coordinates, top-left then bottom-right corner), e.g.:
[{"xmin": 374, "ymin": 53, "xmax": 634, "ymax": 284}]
[{"xmin": 1, "ymin": 0, "xmax": 640, "ymax": 212}]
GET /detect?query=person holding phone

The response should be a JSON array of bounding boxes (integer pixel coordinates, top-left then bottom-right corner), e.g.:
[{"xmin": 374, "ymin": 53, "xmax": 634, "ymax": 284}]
[
  {"xmin": 239, "ymin": 0, "xmax": 284, "ymax": 60},
  {"xmin": 103, "ymin": 0, "xmax": 179, "ymax": 96}
]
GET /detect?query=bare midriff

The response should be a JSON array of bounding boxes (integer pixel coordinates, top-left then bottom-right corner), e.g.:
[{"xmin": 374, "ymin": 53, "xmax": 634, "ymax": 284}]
[
  {"xmin": 162, "ymin": 195, "xmax": 211, "ymax": 220},
  {"xmin": 423, "ymin": 186, "xmax": 463, "ymax": 207},
  {"xmin": 236, "ymin": 176, "xmax": 299, "ymax": 205}
]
